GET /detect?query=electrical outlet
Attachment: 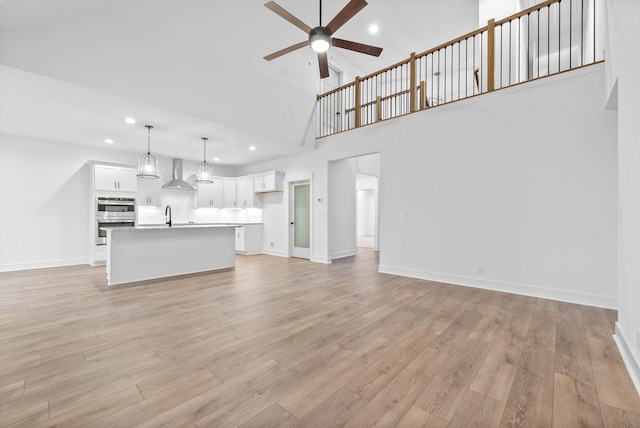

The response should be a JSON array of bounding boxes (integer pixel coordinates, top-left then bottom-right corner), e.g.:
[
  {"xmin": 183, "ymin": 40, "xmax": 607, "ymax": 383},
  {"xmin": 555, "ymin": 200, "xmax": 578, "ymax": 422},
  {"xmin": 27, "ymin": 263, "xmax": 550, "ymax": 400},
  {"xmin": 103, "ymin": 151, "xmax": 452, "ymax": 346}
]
[
  {"xmin": 476, "ymin": 265, "xmax": 484, "ymax": 275},
  {"xmin": 270, "ymin": 242, "xmax": 274, "ymax": 248}
]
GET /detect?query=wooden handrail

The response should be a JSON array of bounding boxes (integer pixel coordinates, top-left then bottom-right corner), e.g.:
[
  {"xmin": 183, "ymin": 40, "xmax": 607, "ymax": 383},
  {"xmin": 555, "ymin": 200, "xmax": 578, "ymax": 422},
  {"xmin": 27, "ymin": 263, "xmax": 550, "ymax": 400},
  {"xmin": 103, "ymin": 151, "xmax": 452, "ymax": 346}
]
[
  {"xmin": 416, "ymin": 26, "xmax": 488, "ymax": 59},
  {"xmin": 345, "ymin": 88, "xmax": 412, "ymax": 113},
  {"xmin": 495, "ymin": 0, "xmax": 558, "ymax": 25},
  {"xmin": 360, "ymin": 57, "xmax": 412, "ymax": 81},
  {"xmin": 317, "ymin": 81, "xmax": 356, "ymax": 99},
  {"xmin": 316, "ymin": 0, "xmax": 597, "ymax": 139}
]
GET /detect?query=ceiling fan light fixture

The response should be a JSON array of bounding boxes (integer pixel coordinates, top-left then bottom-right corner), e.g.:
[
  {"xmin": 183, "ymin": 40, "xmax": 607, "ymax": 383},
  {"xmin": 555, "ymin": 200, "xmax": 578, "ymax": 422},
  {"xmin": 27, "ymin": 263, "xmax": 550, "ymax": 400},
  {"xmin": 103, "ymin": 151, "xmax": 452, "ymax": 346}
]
[{"xmin": 309, "ymin": 27, "xmax": 331, "ymax": 53}]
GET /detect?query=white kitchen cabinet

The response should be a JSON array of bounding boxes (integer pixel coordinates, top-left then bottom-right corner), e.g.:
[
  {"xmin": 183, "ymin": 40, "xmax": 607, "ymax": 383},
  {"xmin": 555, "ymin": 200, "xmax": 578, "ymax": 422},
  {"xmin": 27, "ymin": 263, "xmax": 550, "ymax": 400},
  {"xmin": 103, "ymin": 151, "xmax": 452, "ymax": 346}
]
[
  {"xmin": 137, "ymin": 176, "xmax": 162, "ymax": 206},
  {"xmin": 234, "ymin": 227, "xmax": 245, "ymax": 252},
  {"xmin": 236, "ymin": 177, "xmax": 259, "ymax": 208},
  {"xmin": 95, "ymin": 165, "xmax": 137, "ymax": 193},
  {"xmin": 223, "ymin": 178, "xmax": 237, "ymax": 208},
  {"xmin": 196, "ymin": 177, "xmax": 224, "ymax": 208},
  {"xmin": 234, "ymin": 224, "xmax": 263, "ymax": 255},
  {"xmin": 253, "ymin": 172, "xmax": 282, "ymax": 193}
]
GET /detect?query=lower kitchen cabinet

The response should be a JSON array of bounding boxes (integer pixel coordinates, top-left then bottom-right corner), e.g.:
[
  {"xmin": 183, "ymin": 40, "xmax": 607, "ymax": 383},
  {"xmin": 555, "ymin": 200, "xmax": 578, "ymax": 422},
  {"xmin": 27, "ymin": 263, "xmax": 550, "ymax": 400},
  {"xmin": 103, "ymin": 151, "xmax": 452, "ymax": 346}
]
[{"xmin": 234, "ymin": 224, "xmax": 263, "ymax": 255}]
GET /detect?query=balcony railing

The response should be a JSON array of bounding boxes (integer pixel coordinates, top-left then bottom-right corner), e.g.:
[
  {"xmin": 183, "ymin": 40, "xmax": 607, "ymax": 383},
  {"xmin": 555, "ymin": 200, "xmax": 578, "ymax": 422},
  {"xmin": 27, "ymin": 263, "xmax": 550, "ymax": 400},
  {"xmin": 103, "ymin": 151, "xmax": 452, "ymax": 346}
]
[{"xmin": 316, "ymin": 0, "xmax": 604, "ymax": 138}]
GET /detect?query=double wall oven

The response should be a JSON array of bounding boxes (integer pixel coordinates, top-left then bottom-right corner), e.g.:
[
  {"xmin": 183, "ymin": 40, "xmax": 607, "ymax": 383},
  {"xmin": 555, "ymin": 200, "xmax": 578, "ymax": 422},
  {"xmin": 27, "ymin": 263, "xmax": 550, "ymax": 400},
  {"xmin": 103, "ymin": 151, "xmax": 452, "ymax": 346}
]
[{"xmin": 95, "ymin": 197, "xmax": 135, "ymax": 245}]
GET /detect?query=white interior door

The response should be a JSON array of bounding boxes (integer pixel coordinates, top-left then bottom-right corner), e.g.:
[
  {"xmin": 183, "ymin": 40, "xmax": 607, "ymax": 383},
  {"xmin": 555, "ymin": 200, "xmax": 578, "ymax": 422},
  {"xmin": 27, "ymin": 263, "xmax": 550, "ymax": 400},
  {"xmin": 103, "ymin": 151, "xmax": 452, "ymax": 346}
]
[{"xmin": 290, "ymin": 181, "xmax": 311, "ymax": 259}]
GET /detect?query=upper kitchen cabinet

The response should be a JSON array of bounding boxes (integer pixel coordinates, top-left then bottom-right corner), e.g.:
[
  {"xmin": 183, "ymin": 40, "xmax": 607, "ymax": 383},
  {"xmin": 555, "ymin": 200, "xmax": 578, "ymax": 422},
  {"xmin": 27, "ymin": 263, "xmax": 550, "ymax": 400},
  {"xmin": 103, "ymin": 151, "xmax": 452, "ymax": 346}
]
[
  {"xmin": 196, "ymin": 177, "xmax": 224, "ymax": 208},
  {"xmin": 137, "ymin": 176, "xmax": 162, "ymax": 206},
  {"xmin": 94, "ymin": 164, "xmax": 137, "ymax": 193},
  {"xmin": 253, "ymin": 171, "xmax": 283, "ymax": 193},
  {"xmin": 237, "ymin": 177, "xmax": 260, "ymax": 209},
  {"xmin": 223, "ymin": 178, "xmax": 237, "ymax": 209}
]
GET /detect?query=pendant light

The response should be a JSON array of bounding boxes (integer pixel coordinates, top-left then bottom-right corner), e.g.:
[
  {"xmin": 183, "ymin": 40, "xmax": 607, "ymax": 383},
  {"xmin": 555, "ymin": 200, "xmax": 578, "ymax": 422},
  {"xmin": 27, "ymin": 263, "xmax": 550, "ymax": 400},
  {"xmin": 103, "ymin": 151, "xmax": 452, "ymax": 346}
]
[
  {"xmin": 196, "ymin": 137, "xmax": 214, "ymax": 183},
  {"xmin": 137, "ymin": 125, "xmax": 160, "ymax": 179}
]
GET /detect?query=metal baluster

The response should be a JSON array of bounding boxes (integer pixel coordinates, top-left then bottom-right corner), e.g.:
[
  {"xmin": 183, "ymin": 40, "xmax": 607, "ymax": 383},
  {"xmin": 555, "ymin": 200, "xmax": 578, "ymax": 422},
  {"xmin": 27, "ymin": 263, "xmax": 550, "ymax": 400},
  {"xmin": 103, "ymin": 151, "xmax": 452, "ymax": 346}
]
[
  {"xmin": 537, "ymin": 10, "xmax": 540, "ymax": 78},
  {"xmin": 547, "ymin": 5, "xmax": 550, "ymax": 76},
  {"xmin": 581, "ymin": 0, "xmax": 584, "ymax": 66},
  {"xmin": 593, "ymin": 0, "xmax": 596, "ymax": 61},
  {"xmin": 558, "ymin": 1, "xmax": 562, "ymax": 72}
]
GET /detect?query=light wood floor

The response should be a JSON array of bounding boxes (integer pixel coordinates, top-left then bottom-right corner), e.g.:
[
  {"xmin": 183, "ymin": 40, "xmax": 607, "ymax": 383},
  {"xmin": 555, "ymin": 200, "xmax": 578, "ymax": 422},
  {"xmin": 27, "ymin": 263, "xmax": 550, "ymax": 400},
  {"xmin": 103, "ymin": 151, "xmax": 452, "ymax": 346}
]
[{"xmin": 1, "ymin": 249, "xmax": 640, "ymax": 427}]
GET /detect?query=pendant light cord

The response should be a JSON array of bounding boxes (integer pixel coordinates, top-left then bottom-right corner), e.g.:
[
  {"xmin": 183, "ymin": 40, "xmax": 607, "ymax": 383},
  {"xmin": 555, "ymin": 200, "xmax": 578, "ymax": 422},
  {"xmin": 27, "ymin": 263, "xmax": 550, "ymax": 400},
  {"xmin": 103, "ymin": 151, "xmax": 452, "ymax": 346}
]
[
  {"xmin": 319, "ymin": 0, "xmax": 322, "ymax": 26},
  {"xmin": 202, "ymin": 137, "xmax": 208, "ymax": 163},
  {"xmin": 145, "ymin": 125, "xmax": 153, "ymax": 155}
]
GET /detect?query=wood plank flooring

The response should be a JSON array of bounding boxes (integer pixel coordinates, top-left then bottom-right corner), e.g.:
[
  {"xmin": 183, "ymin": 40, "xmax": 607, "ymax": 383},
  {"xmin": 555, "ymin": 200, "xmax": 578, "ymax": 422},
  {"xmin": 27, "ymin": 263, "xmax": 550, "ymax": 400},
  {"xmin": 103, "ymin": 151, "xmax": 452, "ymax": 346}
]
[{"xmin": 1, "ymin": 249, "xmax": 639, "ymax": 427}]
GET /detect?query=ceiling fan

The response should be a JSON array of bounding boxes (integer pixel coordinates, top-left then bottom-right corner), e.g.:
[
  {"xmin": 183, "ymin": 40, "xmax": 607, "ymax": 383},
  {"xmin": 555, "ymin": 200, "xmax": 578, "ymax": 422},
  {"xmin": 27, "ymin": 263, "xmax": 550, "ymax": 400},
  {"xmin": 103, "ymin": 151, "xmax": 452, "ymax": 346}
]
[{"xmin": 263, "ymin": 0, "xmax": 383, "ymax": 79}]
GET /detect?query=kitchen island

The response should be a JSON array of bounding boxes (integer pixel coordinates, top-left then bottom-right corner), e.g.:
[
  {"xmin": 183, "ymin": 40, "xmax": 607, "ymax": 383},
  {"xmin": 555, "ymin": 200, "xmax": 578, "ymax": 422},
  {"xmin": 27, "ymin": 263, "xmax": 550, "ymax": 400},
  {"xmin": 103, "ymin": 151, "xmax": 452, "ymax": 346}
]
[{"xmin": 103, "ymin": 224, "xmax": 236, "ymax": 285}]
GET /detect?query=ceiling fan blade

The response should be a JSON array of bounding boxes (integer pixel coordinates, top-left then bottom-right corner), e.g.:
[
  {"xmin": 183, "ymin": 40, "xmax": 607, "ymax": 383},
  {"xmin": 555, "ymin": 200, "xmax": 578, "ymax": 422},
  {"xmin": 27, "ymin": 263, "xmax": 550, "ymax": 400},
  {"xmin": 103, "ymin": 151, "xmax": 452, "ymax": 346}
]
[
  {"xmin": 325, "ymin": 0, "xmax": 367, "ymax": 35},
  {"xmin": 264, "ymin": 41, "xmax": 309, "ymax": 61},
  {"xmin": 318, "ymin": 51, "xmax": 329, "ymax": 79},
  {"xmin": 264, "ymin": 1, "xmax": 312, "ymax": 34},
  {"xmin": 332, "ymin": 38, "xmax": 383, "ymax": 56}
]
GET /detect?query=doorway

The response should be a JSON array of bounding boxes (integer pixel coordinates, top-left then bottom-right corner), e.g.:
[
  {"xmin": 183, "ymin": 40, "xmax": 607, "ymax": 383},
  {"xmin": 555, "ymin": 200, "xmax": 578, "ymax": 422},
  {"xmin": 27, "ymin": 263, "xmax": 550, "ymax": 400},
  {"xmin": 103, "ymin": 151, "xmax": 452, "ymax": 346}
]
[
  {"xmin": 328, "ymin": 153, "xmax": 380, "ymax": 260},
  {"xmin": 290, "ymin": 180, "xmax": 311, "ymax": 259},
  {"xmin": 356, "ymin": 175, "xmax": 378, "ymax": 249}
]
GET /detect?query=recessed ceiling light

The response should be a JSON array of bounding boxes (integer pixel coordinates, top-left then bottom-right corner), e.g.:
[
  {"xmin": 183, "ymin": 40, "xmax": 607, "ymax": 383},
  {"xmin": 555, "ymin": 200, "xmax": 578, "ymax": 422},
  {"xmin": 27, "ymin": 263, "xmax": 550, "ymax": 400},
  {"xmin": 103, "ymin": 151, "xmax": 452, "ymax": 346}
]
[
  {"xmin": 213, "ymin": 157, "xmax": 220, "ymax": 161},
  {"xmin": 125, "ymin": 117, "xmax": 136, "ymax": 124},
  {"xmin": 249, "ymin": 146, "xmax": 256, "ymax": 151},
  {"xmin": 104, "ymin": 139, "xmax": 114, "ymax": 144},
  {"xmin": 369, "ymin": 24, "xmax": 379, "ymax": 34}
]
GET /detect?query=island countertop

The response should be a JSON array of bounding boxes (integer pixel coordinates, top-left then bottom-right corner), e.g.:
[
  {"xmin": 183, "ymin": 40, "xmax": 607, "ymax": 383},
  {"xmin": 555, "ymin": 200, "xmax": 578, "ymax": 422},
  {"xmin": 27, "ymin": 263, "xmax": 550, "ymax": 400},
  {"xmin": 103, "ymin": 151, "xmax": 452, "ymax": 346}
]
[{"xmin": 101, "ymin": 224, "xmax": 238, "ymax": 231}]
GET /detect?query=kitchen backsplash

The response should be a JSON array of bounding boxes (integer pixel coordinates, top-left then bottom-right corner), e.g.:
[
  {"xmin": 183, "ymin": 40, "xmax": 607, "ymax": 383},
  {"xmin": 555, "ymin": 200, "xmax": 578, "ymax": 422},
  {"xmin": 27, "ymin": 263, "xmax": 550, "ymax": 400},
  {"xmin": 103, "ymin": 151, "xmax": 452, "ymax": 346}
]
[{"xmin": 137, "ymin": 190, "xmax": 263, "ymax": 225}]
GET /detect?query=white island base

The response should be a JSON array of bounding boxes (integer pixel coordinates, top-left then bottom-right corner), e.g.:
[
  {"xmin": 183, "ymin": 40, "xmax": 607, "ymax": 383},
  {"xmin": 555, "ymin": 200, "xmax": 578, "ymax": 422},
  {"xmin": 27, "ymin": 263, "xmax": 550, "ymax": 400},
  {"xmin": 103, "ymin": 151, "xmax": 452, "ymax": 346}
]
[{"xmin": 105, "ymin": 225, "xmax": 236, "ymax": 285}]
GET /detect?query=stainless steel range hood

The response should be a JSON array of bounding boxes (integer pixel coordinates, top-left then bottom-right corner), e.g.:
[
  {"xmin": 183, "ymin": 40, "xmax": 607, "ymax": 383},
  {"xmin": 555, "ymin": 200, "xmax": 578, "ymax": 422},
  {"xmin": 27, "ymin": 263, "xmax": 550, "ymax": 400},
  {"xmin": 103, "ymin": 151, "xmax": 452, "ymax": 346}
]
[{"xmin": 162, "ymin": 158, "xmax": 196, "ymax": 190}]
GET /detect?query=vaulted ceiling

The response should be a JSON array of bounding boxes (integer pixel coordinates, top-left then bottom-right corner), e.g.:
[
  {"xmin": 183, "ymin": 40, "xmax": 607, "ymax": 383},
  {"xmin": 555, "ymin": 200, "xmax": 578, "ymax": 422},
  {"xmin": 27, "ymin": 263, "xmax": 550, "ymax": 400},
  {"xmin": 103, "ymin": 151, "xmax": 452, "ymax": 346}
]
[{"xmin": 0, "ymin": 0, "xmax": 480, "ymax": 166}]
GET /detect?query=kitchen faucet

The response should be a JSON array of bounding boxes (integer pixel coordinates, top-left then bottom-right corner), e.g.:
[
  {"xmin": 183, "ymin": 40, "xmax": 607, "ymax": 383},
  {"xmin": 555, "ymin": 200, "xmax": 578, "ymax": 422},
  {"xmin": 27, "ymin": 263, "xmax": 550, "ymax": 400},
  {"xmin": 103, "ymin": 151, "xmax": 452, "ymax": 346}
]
[{"xmin": 165, "ymin": 205, "xmax": 172, "ymax": 227}]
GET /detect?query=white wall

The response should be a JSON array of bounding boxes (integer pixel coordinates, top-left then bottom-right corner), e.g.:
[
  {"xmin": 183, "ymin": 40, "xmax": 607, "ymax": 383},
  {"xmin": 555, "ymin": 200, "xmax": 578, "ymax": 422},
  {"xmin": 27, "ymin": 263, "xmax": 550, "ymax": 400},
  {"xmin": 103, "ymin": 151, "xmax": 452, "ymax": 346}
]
[
  {"xmin": 378, "ymin": 65, "xmax": 616, "ymax": 309},
  {"xmin": 605, "ymin": 0, "xmax": 640, "ymax": 394},
  {"xmin": 239, "ymin": 64, "xmax": 617, "ymax": 309},
  {"xmin": 0, "ymin": 134, "xmax": 237, "ymax": 271}
]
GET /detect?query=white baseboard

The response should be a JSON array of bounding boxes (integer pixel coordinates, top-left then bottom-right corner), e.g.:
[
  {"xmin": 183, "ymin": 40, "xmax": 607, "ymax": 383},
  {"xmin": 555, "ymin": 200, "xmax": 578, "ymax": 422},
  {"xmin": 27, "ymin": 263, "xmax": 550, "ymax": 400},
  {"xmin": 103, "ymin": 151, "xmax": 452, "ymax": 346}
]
[
  {"xmin": 0, "ymin": 258, "xmax": 88, "ymax": 272},
  {"xmin": 261, "ymin": 248, "xmax": 288, "ymax": 258},
  {"xmin": 378, "ymin": 264, "xmax": 617, "ymax": 309},
  {"xmin": 614, "ymin": 323, "xmax": 640, "ymax": 396},
  {"xmin": 311, "ymin": 256, "xmax": 331, "ymax": 264},
  {"xmin": 331, "ymin": 249, "xmax": 357, "ymax": 260}
]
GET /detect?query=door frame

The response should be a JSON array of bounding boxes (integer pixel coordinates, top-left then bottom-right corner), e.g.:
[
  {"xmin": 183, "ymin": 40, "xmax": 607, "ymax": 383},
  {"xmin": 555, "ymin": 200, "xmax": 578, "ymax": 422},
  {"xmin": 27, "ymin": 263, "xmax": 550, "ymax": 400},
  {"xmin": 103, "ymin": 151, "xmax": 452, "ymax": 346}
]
[{"xmin": 289, "ymin": 179, "xmax": 313, "ymax": 259}]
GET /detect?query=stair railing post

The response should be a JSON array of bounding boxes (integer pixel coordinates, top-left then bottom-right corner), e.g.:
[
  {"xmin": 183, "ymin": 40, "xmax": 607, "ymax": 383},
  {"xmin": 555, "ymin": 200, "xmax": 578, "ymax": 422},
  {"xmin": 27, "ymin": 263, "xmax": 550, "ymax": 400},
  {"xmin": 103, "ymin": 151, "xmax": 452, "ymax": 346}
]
[
  {"xmin": 409, "ymin": 52, "xmax": 417, "ymax": 113},
  {"xmin": 355, "ymin": 76, "xmax": 362, "ymax": 128},
  {"xmin": 487, "ymin": 18, "xmax": 496, "ymax": 92}
]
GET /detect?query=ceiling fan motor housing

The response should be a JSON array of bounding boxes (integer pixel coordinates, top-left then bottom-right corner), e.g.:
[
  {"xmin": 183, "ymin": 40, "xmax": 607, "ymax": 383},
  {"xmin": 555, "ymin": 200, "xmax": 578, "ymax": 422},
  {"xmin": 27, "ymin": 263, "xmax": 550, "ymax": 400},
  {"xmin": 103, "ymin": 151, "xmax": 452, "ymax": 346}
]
[{"xmin": 309, "ymin": 27, "xmax": 331, "ymax": 52}]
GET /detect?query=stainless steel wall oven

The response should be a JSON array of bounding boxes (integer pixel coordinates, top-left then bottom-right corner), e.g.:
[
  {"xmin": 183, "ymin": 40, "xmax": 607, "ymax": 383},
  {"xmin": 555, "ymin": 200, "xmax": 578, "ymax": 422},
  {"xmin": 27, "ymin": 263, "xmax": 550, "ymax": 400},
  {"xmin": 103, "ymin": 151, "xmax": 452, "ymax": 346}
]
[{"xmin": 95, "ymin": 197, "xmax": 135, "ymax": 245}]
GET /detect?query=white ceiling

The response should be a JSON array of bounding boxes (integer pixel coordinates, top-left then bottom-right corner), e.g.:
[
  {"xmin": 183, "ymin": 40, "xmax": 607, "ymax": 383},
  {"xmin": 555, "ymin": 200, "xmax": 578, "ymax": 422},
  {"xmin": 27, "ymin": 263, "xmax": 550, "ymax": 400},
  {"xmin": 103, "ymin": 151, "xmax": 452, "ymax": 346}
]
[{"xmin": 0, "ymin": 0, "xmax": 481, "ymax": 166}]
